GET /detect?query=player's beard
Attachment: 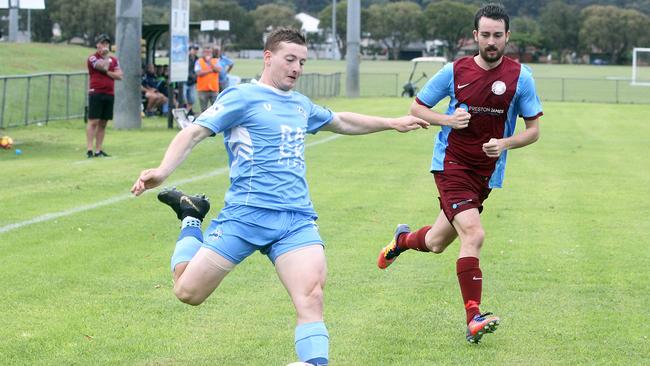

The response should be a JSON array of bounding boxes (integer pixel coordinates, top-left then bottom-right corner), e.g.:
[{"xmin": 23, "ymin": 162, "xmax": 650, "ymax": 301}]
[{"xmin": 479, "ymin": 45, "xmax": 504, "ymax": 63}]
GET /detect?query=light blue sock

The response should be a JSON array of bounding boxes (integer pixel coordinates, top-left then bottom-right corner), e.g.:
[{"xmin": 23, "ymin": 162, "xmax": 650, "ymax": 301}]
[
  {"xmin": 170, "ymin": 217, "xmax": 203, "ymax": 272},
  {"xmin": 295, "ymin": 321, "xmax": 329, "ymax": 365}
]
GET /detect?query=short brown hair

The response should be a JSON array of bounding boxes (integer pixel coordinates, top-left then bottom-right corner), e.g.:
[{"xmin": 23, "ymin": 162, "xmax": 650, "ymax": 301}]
[
  {"xmin": 474, "ymin": 3, "xmax": 510, "ymax": 32},
  {"xmin": 264, "ymin": 27, "xmax": 307, "ymax": 52}
]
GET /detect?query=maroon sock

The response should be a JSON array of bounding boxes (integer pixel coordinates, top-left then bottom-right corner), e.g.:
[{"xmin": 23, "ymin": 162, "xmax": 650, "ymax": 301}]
[
  {"xmin": 396, "ymin": 226, "xmax": 431, "ymax": 252},
  {"xmin": 457, "ymin": 256, "xmax": 482, "ymax": 324}
]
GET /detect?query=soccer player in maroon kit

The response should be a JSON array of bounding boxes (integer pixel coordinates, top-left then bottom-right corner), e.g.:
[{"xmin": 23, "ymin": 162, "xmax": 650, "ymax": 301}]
[
  {"xmin": 377, "ymin": 3, "xmax": 542, "ymax": 343},
  {"xmin": 86, "ymin": 34, "xmax": 122, "ymax": 158}
]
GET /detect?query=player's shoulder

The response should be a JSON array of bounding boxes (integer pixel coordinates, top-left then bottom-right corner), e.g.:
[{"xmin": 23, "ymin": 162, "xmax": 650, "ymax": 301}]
[
  {"xmin": 519, "ymin": 63, "xmax": 534, "ymax": 78},
  {"xmin": 514, "ymin": 61, "xmax": 536, "ymax": 85},
  {"xmin": 452, "ymin": 55, "xmax": 474, "ymax": 66},
  {"xmin": 450, "ymin": 56, "xmax": 475, "ymax": 70}
]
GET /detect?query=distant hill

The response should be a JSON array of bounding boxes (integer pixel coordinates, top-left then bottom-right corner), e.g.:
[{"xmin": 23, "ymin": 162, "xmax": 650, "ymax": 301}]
[{"xmin": 0, "ymin": 43, "xmax": 92, "ymax": 76}]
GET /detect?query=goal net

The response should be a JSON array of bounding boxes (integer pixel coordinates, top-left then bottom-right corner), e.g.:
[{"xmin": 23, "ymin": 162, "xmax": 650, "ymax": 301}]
[{"xmin": 631, "ymin": 48, "xmax": 650, "ymax": 85}]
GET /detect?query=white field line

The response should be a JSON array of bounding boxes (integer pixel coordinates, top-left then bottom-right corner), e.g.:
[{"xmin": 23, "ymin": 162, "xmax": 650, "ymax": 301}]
[{"xmin": 0, "ymin": 134, "xmax": 342, "ymax": 234}]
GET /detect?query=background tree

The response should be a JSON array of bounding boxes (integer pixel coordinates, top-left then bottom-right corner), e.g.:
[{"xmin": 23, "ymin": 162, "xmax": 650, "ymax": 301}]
[
  {"xmin": 29, "ymin": 0, "xmax": 59, "ymax": 42},
  {"xmin": 318, "ymin": 1, "xmax": 369, "ymax": 58},
  {"xmin": 424, "ymin": 0, "xmax": 474, "ymax": 60},
  {"xmin": 50, "ymin": 0, "xmax": 115, "ymax": 45},
  {"xmin": 197, "ymin": 0, "xmax": 258, "ymax": 49},
  {"xmin": 366, "ymin": 1, "xmax": 424, "ymax": 60},
  {"xmin": 250, "ymin": 4, "xmax": 301, "ymax": 38},
  {"xmin": 509, "ymin": 16, "xmax": 542, "ymax": 62},
  {"xmin": 539, "ymin": 1, "xmax": 580, "ymax": 64},
  {"xmin": 579, "ymin": 5, "xmax": 650, "ymax": 64}
]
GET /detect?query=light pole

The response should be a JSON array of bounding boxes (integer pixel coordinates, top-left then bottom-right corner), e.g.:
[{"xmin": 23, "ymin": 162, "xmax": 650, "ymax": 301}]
[
  {"xmin": 114, "ymin": 0, "xmax": 143, "ymax": 129},
  {"xmin": 346, "ymin": 0, "xmax": 360, "ymax": 97},
  {"xmin": 331, "ymin": 0, "xmax": 336, "ymax": 60}
]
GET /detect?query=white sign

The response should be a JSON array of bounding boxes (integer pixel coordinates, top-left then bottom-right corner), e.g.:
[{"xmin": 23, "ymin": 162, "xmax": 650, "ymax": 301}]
[
  {"xmin": 170, "ymin": 0, "xmax": 189, "ymax": 83},
  {"xmin": 0, "ymin": 0, "xmax": 45, "ymax": 9},
  {"xmin": 200, "ymin": 20, "xmax": 230, "ymax": 31},
  {"xmin": 217, "ymin": 20, "xmax": 230, "ymax": 31}
]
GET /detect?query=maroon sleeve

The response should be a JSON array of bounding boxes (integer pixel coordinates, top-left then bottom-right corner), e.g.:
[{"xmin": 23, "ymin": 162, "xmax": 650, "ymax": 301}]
[{"xmin": 415, "ymin": 97, "xmax": 433, "ymax": 108}]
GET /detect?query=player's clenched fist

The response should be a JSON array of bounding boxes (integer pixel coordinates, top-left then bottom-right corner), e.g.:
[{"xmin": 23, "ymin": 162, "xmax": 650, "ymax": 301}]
[
  {"xmin": 482, "ymin": 138, "xmax": 505, "ymax": 158},
  {"xmin": 447, "ymin": 108, "xmax": 471, "ymax": 129}
]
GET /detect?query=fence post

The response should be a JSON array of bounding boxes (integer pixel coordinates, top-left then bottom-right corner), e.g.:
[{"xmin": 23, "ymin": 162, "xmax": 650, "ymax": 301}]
[
  {"xmin": 45, "ymin": 74, "xmax": 52, "ymax": 125},
  {"xmin": 66, "ymin": 74, "xmax": 70, "ymax": 120},
  {"xmin": 24, "ymin": 76, "xmax": 31, "ymax": 126},
  {"xmin": 0, "ymin": 78, "xmax": 6, "ymax": 128},
  {"xmin": 561, "ymin": 78, "xmax": 565, "ymax": 102},
  {"xmin": 395, "ymin": 73, "xmax": 398, "ymax": 97},
  {"xmin": 615, "ymin": 79, "xmax": 619, "ymax": 104}
]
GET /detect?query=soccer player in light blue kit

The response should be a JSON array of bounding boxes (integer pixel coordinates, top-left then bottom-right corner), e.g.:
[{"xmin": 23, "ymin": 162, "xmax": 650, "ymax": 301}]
[{"xmin": 131, "ymin": 28, "xmax": 428, "ymax": 366}]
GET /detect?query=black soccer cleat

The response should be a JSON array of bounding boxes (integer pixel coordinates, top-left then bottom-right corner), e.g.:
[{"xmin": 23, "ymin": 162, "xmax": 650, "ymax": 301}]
[{"xmin": 157, "ymin": 187, "xmax": 210, "ymax": 221}]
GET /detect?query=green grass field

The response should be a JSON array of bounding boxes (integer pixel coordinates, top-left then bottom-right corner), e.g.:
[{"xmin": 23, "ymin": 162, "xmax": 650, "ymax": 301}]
[{"xmin": 1, "ymin": 97, "xmax": 649, "ymax": 365}]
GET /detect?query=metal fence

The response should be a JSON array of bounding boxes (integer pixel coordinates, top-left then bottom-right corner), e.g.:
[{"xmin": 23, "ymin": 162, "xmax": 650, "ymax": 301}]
[
  {"xmin": 1, "ymin": 71, "xmax": 649, "ymax": 128},
  {"xmin": 0, "ymin": 72, "xmax": 88, "ymax": 128},
  {"xmin": 294, "ymin": 72, "xmax": 342, "ymax": 99},
  {"xmin": 535, "ymin": 77, "xmax": 650, "ymax": 104}
]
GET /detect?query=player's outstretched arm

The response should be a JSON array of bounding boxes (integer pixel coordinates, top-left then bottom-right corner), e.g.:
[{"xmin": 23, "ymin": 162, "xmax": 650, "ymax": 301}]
[
  {"xmin": 321, "ymin": 112, "xmax": 428, "ymax": 135},
  {"xmin": 130, "ymin": 124, "xmax": 212, "ymax": 196},
  {"xmin": 482, "ymin": 118, "xmax": 540, "ymax": 158},
  {"xmin": 410, "ymin": 101, "xmax": 471, "ymax": 129}
]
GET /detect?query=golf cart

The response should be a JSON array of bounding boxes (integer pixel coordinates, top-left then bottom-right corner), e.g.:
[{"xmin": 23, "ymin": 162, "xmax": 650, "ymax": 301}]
[{"xmin": 402, "ymin": 56, "xmax": 448, "ymax": 97}]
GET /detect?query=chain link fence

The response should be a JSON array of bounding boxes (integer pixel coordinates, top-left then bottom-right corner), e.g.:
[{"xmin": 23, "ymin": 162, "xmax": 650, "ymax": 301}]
[
  {"xmin": 0, "ymin": 72, "xmax": 88, "ymax": 128},
  {"xmin": 1, "ymin": 71, "xmax": 649, "ymax": 129}
]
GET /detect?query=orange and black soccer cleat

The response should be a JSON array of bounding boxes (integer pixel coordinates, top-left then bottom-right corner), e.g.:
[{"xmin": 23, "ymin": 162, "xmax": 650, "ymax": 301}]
[
  {"xmin": 466, "ymin": 312, "xmax": 500, "ymax": 344},
  {"xmin": 377, "ymin": 224, "xmax": 411, "ymax": 269}
]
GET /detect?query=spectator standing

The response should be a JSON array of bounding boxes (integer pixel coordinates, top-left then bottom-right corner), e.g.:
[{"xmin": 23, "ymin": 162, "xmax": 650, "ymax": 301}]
[
  {"xmin": 213, "ymin": 47, "xmax": 234, "ymax": 92},
  {"xmin": 86, "ymin": 33, "xmax": 122, "ymax": 158},
  {"xmin": 185, "ymin": 44, "xmax": 199, "ymax": 115},
  {"xmin": 195, "ymin": 46, "xmax": 221, "ymax": 112}
]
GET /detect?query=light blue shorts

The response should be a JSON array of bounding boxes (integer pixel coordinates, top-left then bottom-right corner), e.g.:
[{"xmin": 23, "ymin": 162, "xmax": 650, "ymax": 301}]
[{"xmin": 202, "ymin": 205, "xmax": 323, "ymax": 264}]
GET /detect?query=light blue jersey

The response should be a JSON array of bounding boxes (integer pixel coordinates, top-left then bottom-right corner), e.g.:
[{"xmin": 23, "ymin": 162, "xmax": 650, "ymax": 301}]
[
  {"xmin": 194, "ymin": 80, "xmax": 334, "ymax": 215},
  {"xmin": 217, "ymin": 55, "xmax": 234, "ymax": 83}
]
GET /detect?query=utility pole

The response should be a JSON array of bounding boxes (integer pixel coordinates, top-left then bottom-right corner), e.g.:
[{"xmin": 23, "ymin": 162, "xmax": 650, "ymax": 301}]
[
  {"xmin": 8, "ymin": 0, "xmax": 19, "ymax": 42},
  {"xmin": 331, "ymin": 0, "xmax": 336, "ymax": 60},
  {"xmin": 114, "ymin": 0, "xmax": 142, "ymax": 129},
  {"xmin": 345, "ymin": 0, "xmax": 360, "ymax": 97}
]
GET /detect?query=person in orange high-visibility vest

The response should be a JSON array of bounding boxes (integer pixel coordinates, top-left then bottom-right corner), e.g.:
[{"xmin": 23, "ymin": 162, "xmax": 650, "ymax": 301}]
[{"xmin": 195, "ymin": 46, "xmax": 221, "ymax": 112}]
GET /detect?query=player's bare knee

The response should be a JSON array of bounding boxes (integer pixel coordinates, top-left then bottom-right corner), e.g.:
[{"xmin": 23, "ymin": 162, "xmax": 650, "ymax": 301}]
[
  {"xmin": 307, "ymin": 284, "xmax": 324, "ymax": 304},
  {"xmin": 173, "ymin": 284, "xmax": 205, "ymax": 306},
  {"xmin": 464, "ymin": 228, "xmax": 485, "ymax": 248},
  {"xmin": 429, "ymin": 243, "xmax": 446, "ymax": 254}
]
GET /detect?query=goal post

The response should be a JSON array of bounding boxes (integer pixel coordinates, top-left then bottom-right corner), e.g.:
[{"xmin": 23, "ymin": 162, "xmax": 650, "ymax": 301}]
[{"xmin": 631, "ymin": 47, "xmax": 650, "ymax": 86}]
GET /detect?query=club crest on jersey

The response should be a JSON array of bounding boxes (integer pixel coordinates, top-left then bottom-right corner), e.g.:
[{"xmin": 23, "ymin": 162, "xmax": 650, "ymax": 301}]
[
  {"xmin": 491, "ymin": 81, "xmax": 506, "ymax": 95},
  {"xmin": 203, "ymin": 102, "xmax": 224, "ymax": 117},
  {"xmin": 297, "ymin": 106, "xmax": 307, "ymax": 119},
  {"xmin": 264, "ymin": 103, "xmax": 272, "ymax": 111}
]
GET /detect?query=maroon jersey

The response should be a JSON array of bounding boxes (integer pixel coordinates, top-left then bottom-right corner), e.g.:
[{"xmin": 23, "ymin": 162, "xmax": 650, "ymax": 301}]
[
  {"xmin": 87, "ymin": 52, "xmax": 119, "ymax": 96},
  {"xmin": 416, "ymin": 56, "xmax": 543, "ymax": 187}
]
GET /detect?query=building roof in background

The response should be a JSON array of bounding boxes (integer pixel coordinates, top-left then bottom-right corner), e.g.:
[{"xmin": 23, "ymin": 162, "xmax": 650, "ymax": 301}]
[{"xmin": 295, "ymin": 13, "xmax": 319, "ymax": 33}]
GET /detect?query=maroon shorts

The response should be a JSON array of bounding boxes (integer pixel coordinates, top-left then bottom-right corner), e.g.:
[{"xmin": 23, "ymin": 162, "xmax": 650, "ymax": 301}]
[{"xmin": 433, "ymin": 169, "xmax": 492, "ymax": 223}]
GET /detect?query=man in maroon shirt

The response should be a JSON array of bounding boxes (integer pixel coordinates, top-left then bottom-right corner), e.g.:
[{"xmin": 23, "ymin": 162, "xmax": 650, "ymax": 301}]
[
  {"xmin": 86, "ymin": 34, "xmax": 123, "ymax": 158},
  {"xmin": 377, "ymin": 3, "xmax": 542, "ymax": 344}
]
